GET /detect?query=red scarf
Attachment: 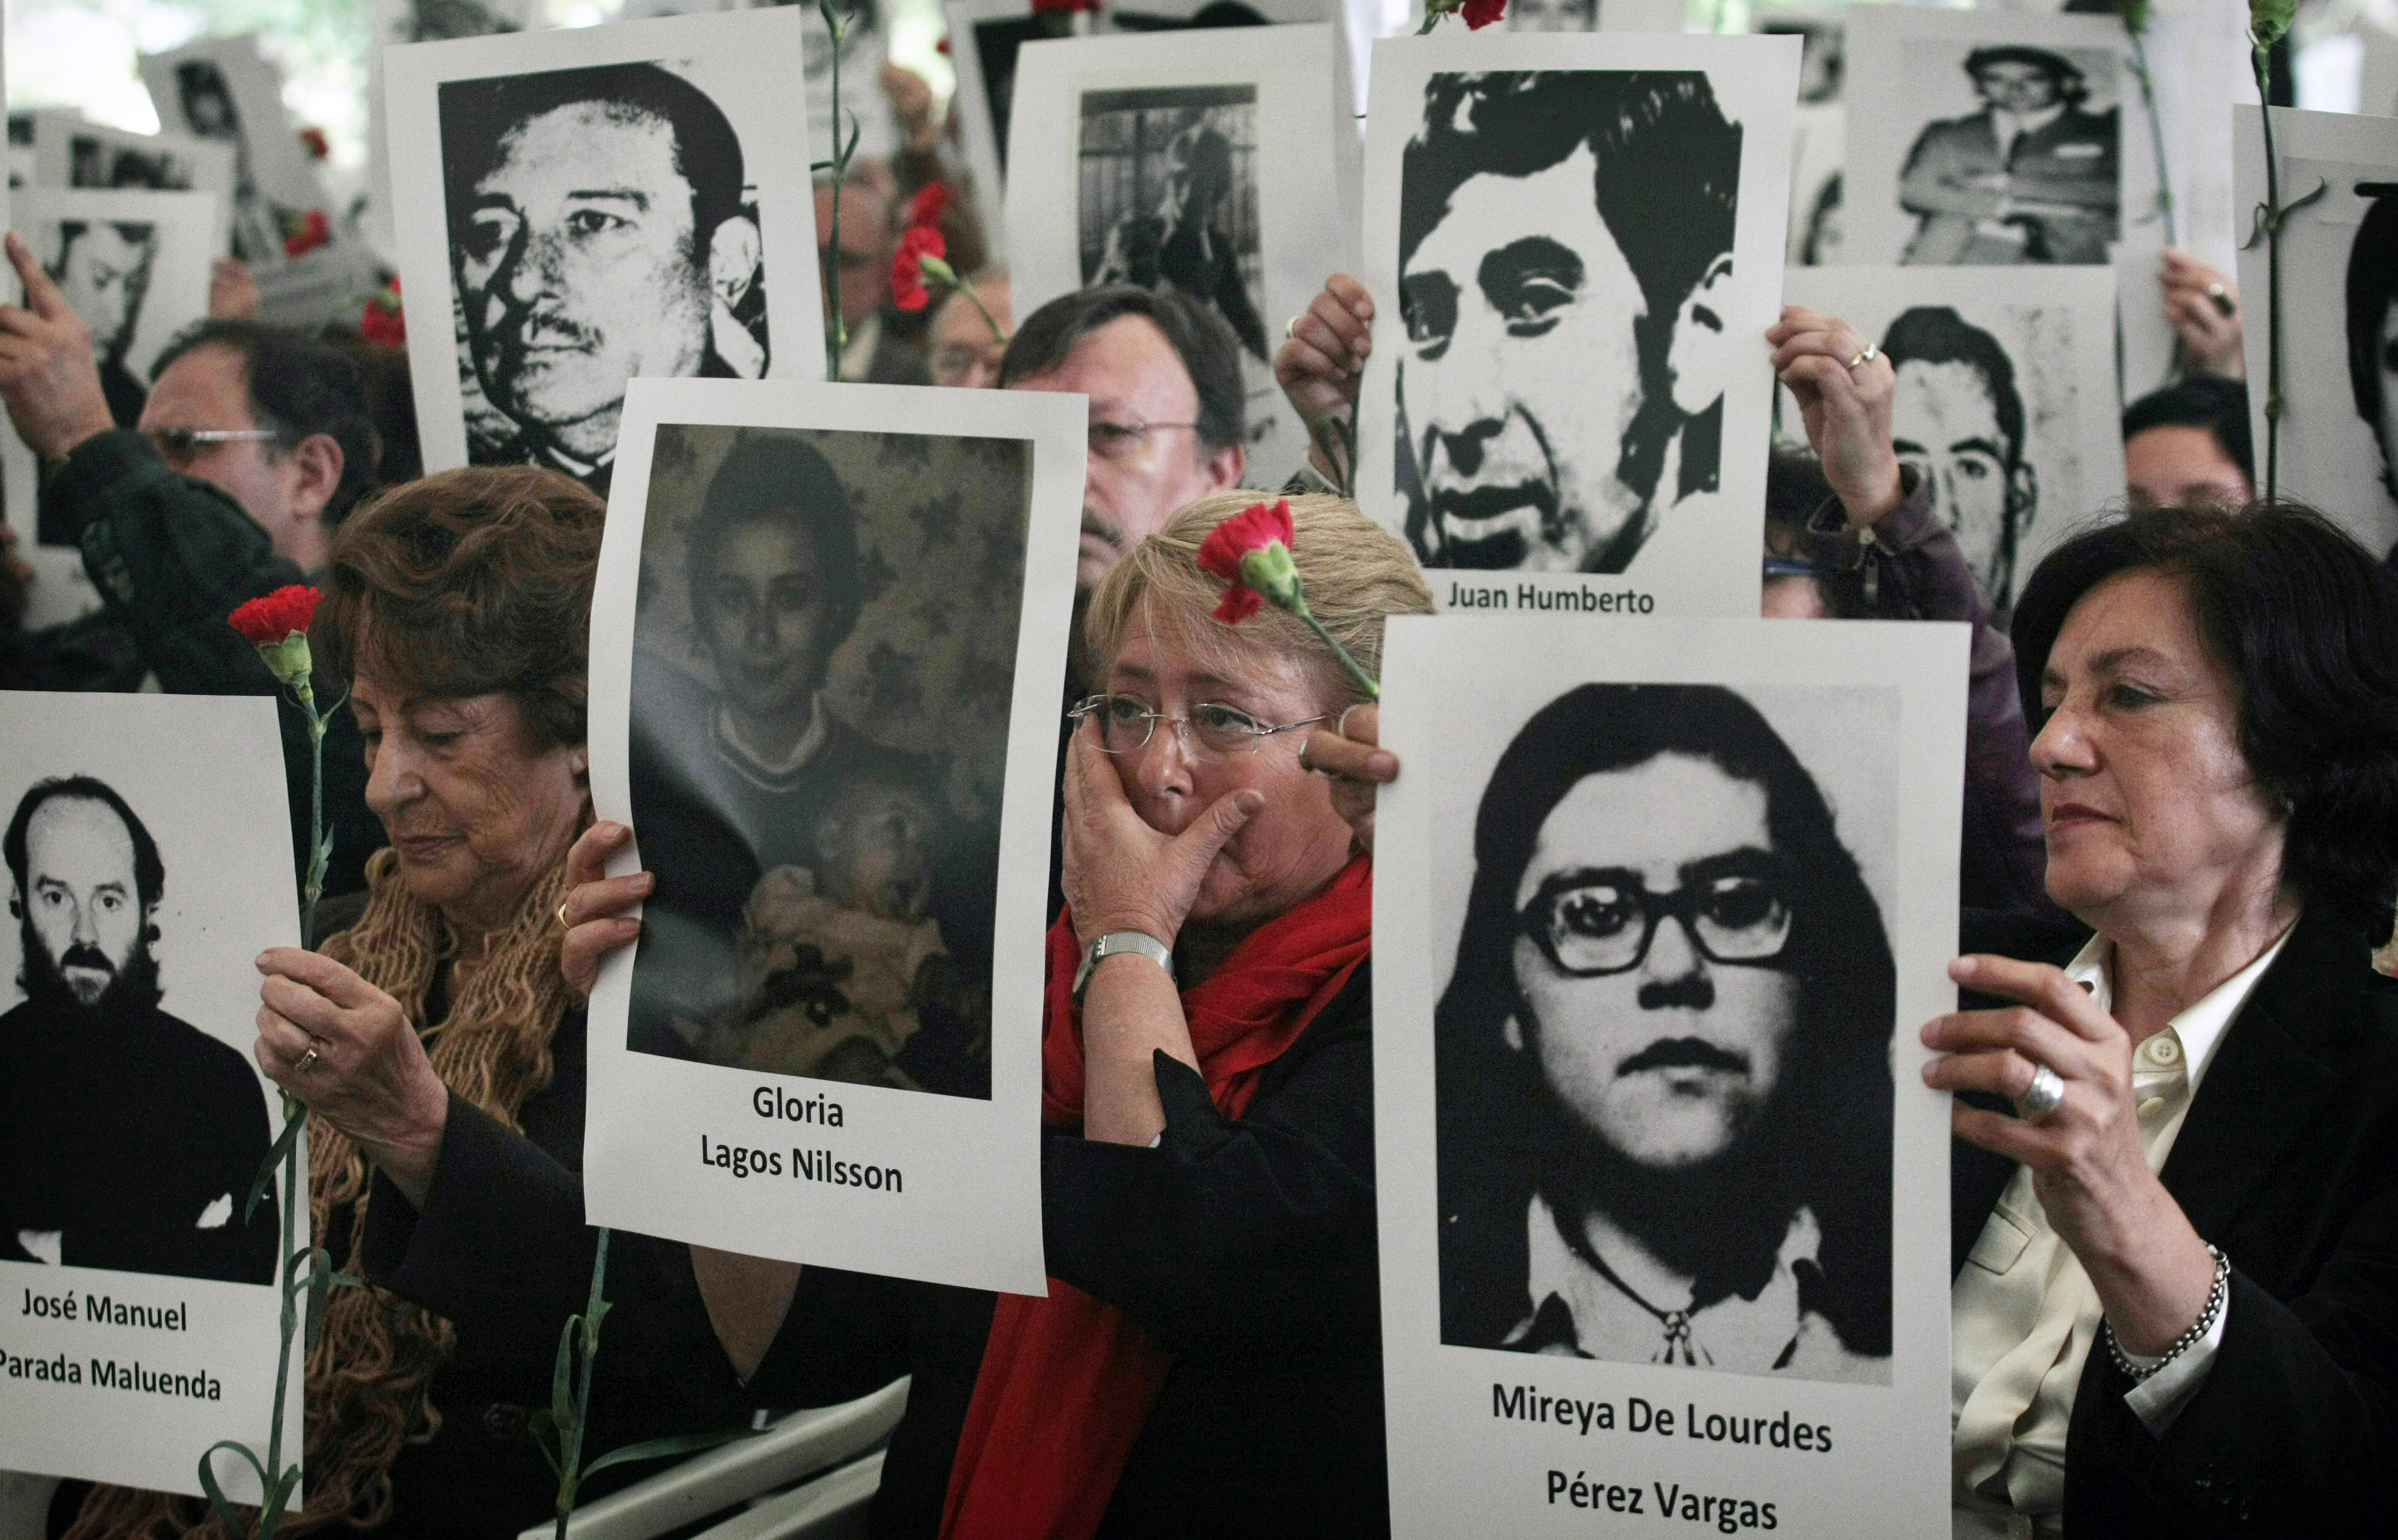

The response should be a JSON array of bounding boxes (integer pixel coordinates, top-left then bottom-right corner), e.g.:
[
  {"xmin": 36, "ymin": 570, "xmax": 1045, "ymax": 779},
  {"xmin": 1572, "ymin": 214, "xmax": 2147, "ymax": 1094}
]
[{"xmin": 939, "ymin": 857, "xmax": 1373, "ymax": 1540}]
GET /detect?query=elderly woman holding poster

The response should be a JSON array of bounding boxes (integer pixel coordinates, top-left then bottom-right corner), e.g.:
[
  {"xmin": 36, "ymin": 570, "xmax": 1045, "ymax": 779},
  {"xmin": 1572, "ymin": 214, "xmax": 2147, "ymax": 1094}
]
[
  {"xmin": 63, "ymin": 467, "xmax": 754, "ymax": 1540},
  {"xmin": 561, "ymin": 493, "xmax": 1434, "ymax": 1537}
]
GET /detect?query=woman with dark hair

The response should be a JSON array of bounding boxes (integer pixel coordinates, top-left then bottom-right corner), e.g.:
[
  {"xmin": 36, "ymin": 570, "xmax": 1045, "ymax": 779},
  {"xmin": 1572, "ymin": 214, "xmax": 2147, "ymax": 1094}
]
[
  {"xmin": 1435, "ymin": 683, "xmax": 1893, "ymax": 1376},
  {"xmin": 58, "ymin": 467, "xmax": 759, "ymax": 1539},
  {"xmin": 1936, "ymin": 502, "xmax": 2398, "ymax": 1536},
  {"xmin": 626, "ymin": 431, "xmax": 990, "ymax": 1095}
]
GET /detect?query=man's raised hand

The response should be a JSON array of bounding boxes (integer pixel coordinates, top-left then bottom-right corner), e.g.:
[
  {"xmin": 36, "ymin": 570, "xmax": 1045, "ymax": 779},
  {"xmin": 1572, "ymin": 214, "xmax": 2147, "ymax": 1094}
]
[{"xmin": 0, "ymin": 231, "xmax": 117, "ymax": 462}]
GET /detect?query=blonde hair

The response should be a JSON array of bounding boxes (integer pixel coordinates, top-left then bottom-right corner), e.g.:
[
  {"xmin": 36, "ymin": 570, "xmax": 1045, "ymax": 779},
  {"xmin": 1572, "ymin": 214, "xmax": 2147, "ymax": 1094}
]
[{"xmin": 1082, "ymin": 493, "xmax": 1434, "ymax": 713}]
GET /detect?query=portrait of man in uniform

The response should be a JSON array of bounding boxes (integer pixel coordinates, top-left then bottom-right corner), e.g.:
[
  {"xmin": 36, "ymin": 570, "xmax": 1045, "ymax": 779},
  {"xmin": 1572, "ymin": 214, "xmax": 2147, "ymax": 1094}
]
[
  {"xmin": 1898, "ymin": 45, "xmax": 2119, "ymax": 266},
  {"xmin": 1880, "ymin": 305, "xmax": 2038, "ymax": 609},
  {"xmin": 438, "ymin": 61, "xmax": 768, "ymax": 495},
  {"xmin": 0, "ymin": 776, "xmax": 277, "ymax": 1284},
  {"xmin": 1394, "ymin": 71, "xmax": 1741, "ymax": 572},
  {"xmin": 1435, "ymin": 684, "xmax": 1893, "ymax": 1382}
]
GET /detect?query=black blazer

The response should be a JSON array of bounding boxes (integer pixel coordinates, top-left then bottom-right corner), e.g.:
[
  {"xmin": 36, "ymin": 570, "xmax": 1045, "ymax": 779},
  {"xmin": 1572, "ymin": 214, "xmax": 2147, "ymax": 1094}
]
[{"xmin": 1953, "ymin": 908, "xmax": 2398, "ymax": 1536}]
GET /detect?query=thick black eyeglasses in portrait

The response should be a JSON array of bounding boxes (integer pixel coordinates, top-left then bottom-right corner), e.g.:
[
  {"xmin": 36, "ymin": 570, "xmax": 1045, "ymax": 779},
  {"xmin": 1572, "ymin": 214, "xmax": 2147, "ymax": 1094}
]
[
  {"xmin": 1068, "ymin": 693, "xmax": 1328, "ymax": 757},
  {"xmin": 1518, "ymin": 858, "xmax": 1795, "ymax": 977}
]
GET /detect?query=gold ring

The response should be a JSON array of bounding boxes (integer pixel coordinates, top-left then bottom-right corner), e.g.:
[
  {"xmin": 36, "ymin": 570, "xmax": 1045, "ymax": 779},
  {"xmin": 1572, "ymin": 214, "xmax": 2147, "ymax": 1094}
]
[
  {"xmin": 556, "ymin": 900, "xmax": 572, "ymax": 929},
  {"xmin": 297, "ymin": 1044, "xmax": 322, "ymax": 1074},
  {"xmin": 1847, "ymin": 344, "xmax": 1878, "ymax": 371}
]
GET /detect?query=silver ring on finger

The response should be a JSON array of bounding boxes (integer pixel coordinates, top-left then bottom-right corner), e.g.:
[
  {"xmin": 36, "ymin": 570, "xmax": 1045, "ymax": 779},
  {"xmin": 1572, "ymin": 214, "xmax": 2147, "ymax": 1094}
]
[
  {"xmin": 1285, "ymin": 314, "xmax": 1303, "ymax": 340},
  {"xmin": 1298, "ymin": 737, "xmax": 1315, "ymax": 774},
  {"xmin": 2020, "ymin": 1060, "xmax": 2065, "ymax": 1119},
  {"xmin": 1336, "ymin": 702, "xmax": 1364, "ymax": 739}
]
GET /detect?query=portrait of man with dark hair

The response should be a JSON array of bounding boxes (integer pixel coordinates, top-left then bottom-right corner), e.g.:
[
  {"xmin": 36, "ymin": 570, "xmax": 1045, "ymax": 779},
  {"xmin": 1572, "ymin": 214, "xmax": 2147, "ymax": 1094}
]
[
  {"xmin": 1436, "ymin": 683, "xmax": 1893, "ymax": 1381},
  {"xmin": 46, "ymin": 219, "xmax": 157, "ymax": 428},
  {"xmin": 171, "ymin": 56, "xmax": 295, "ymax": 268},
  {"xmin": 1082, "ymin": 88, "xmax": 1271, "ymax": 365},
  {"xmin": 1898, "ymin": 44, "xmax": 2119, "ymax": 266},
  {"xmin": 626, "ymin": 428, "xmax": 996, "ymax": 1099},
  {"xmin": 1394, "ymin": 70, "xmax": 1741, "ymax": 572},
  {"xmin": 0, "ymin": 775, "xmax": 278, "ymax": 1283},
  {"xmin": 1879, "ymin": 304, "xmax": 2037, "ymax": 608},
  {"xmin": 438, "ymin": 61, "xmax": 769, "ymax": 495},
  {"xmin": 2345, "ymin": 184, "xmax": 2398, "ymax": 502}
]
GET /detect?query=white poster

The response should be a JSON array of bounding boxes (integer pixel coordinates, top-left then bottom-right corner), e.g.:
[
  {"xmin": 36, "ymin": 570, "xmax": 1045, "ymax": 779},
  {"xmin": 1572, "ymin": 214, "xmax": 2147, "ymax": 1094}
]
[
  {"xmin": 1782, "ymin": 265, "xmax": 2123, "ymax": 614},
  {"xmin": 21, "ymin": 111, "xmax": 238, "ymax": 255},
  {"xmin": 583, "ymin": 377, "xmax": 1083, "ymax": 1295},
  {"xmin": 1372, "ymin": 614, "xmax": 1963, "ymax": 1539},
  {"xmin": 0, "ymin": 692, "xmax": 304, "ymax": 1503},
  {"xmin": 138, "ymin": 36, "xmax": 337, "ymax": 276},
  {"xmin": 1005, "ymin": 26, "xmax": 1355, "ymax": 490},
  {"xmin": 384, "ymin": 8, "xmax": 827, "ymax": 497},
  {"xmin": 3, "ymin": 188, "xmax": 219, "ymax": 630},
  {"xmin": 941, "ymin": 0, "xmax": 1052, "ymax": 257},
  {"xmin": 1753, "ymin": 9, "xmax": 1844, "ymax": 267},
  {"xmin": 1356, "ymin": 33, "xmax": 1798, "ymax": 618},
  {"xmin": 365, "ymin": 0, "xmax": 542, "ymax": 262},
  {"xmin": 2236, "ymin": 105, "xmax": 2398, "ymax": 556}
]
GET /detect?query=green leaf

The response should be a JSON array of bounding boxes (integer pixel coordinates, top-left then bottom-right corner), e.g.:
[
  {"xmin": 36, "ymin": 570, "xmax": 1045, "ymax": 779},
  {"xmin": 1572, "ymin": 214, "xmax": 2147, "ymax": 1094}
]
[
  {"xmin": 198, "ymin": 1441, "xmax": 267, "ymax": 1537},
  {"xmin": 550, "ymin": 1316, "xmax": 581, "ymax": 1433},
  {"xmin": 527, "ymin": 1409, "xmax": 564, "ymax": 1475},
  {"xmin": 305, "ymin": 1247, "xmax": 334, "ymax": 1353},
  {"xmin": 579, "ymin": 1427, "xmax": 753, "ymax": 1481},
  {"xmin": 256, "ymin": 1463, "xmax": 302, "ymax": 1540},
  {"xmin": 247, "ymin": 1115, "xmax": 304, "ymax": 1224}
]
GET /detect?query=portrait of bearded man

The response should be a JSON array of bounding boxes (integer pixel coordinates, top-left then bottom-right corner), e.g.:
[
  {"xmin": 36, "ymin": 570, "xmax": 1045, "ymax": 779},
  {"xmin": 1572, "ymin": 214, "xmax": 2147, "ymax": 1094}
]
[{"xmin": 0, "ymin": 776, "xmax": 277, "ymax": 1283}]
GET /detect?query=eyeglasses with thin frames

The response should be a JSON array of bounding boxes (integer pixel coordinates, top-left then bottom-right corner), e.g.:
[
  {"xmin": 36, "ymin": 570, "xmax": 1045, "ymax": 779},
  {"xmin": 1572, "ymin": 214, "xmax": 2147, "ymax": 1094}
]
[
  {"xmin": 1068, "ymin": 694, "xmax": 1326, "ymax": 758},
  {"xmin": 145, "ymin": 427, "xmax": 283, "ymax": 466},
  {"xmin": 1518, "ymin": 866, "xmax": 1795, "ymax": 977},
  {"xmin": 1087, "ymin": 419, "xmax": 1202, "ymax": 461}
]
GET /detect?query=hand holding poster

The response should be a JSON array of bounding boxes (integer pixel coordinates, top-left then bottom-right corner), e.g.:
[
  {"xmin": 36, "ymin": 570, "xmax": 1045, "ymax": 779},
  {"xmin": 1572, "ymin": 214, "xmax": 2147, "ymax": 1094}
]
[
  {"xmin": 1372, "ymin": 614, "xmax": 1963, "ymax": 1537},
  {"xmin": 1354, "ymin": 33, "xmax": 1798, "ymax": 618},
  {"xmin": 0, "ymin": 693, "xmax": 304, "ymax": 1502},
  {"xmin": 581, "ymin": 378, "xmax": 1083, "ymax": 1294}
]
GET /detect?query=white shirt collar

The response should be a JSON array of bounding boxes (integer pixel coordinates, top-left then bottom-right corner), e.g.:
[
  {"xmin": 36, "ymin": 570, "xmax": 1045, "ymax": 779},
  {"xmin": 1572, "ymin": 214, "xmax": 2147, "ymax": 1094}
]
[
  {"xmin": 2061, "ymin": 920, "xmax": 2298, "ymax": 1092},
  {"xmin": 712, "ymin": 692, "xmax": 831, "ymax": 791}
]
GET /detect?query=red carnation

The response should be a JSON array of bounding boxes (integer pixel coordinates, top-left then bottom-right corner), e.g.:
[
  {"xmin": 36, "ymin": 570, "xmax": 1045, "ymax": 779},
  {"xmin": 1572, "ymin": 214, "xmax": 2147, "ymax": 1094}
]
[
  {"xmin": 282, "ymin": 208, "xmax": 330, "ymax": 258},
  {"xmin": 298, "ymin": 126, "xmax": 329, "ymax": 161},
  {"xmin": 230, "ymin": 585, "xmax": 322, "ymax": 645},
  {"xmin": 1031, "ymin": 0, "xmax": 1096, "ymax": 13},
  {"xmin": 908, "ymin": 181, "xmax": 951, "ymax": 229},
  {"xmin": 890, "ymin": 225, "xmax": 947, "ymax": 312},
  {"xmin": 1462, "ymin": 0, "xmax": 1507, "ymax": 25},
  {"xmin": 937, "ymin": 33, "xmax": 952, "ymax": 53},
  {"xmin": 361, "ymin": 277, "xmax": 405, "ymax": 346},
  {"xmin": 1195, "ymin": 499, "xmax": 1296, "ymax": 624}
]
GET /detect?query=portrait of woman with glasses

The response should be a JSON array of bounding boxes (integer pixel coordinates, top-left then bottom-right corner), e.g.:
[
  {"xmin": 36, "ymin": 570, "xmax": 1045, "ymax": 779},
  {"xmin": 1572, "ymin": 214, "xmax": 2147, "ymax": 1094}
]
[{"xmin": 1434, "ymin": 682, "xmax": 1895, "ymax": 1382}]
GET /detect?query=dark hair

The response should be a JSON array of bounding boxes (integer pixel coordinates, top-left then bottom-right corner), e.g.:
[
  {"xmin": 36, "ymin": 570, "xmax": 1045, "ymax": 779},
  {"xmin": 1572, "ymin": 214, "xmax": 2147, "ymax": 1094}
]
[
  {"xmin": 1762, "ymin": 446, "xmax": 1870, "ymax": 618},
  {"xmin": 1397, "ymin": 72, "xmax": 1740, "ymax": 516},
  {"xmin": 317, "ymin": 328, "xmax": 425, "ymax": 487},
  {"xmin": 1799, "ymin": 171, "xmax": 1842, "ymax": 267},
  {"xmin": 314, "ymin": 465, "xmax": 605, "ymax": 749},
  {"xmin": 999, "ymin": 284, "xmax": 1245, "ymax": 453},
  {"xmin": 1435, "ymin": 684, "xmax": 1894, "ymax": 1358},
  {"xmin": 2122, "ymin": 376, "xmax": 2255, "ymax": 489},
  {"xmin": 48, "ymin": 221, "xmax": 155, "ymax": 356},
  {"xmin": 1963, "ymin": 45, "xmax": 2089, "ymax": 103},
  {"xmin": 683, "ymin": 433, "xmax": 865, "ymax": 654},
  {"xmin": 154, "ymin": 319, "xmax": 383, "ymax": 525},
  {"xmin": 1880, "ymin": 305, "xmax": 2026, "ymax": 470},
  {"xmin": 2345, "ymin": 191, "xmax": 2398, "ymax": 481},
  {"xmin": 438, "ymin": 63, "xmax": 744, "ymax": 256},
  {"xmin": 6, "ymin": 775, "xmax": 166, "ymax": 915},
  {"xmin": 175, "ymin": 61, "xmax": 238, "ymax": 125},
  {"xmin": 2011, "ymin": 504, "xmax": 2398, "ymax": 934}
]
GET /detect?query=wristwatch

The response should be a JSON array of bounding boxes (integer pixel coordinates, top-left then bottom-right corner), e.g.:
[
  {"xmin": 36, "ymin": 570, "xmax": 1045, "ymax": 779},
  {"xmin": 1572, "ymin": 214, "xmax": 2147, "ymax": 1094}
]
[{"xmin": 1073, "ymin": 930, "xmax": 1175, "ymax": 1004}]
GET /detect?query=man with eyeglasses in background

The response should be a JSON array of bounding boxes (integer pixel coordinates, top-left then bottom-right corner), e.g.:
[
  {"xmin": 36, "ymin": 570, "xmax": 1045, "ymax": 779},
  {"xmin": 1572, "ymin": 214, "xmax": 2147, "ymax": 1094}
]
[
  {"xmin": 0, "ymin": 233, "xmax": 387, "ymax": 897},
  {"xmin": 996, "ymin": 284, "xmax": 1249, "ymax": 914}
]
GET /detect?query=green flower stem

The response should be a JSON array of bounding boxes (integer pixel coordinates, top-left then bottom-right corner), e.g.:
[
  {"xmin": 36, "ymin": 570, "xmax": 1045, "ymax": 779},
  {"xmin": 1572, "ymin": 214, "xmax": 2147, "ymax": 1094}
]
[
  {"xmin": 955, "ymin": 280, "xmax": 1008, "ymax": 345},
  {"xmin": 2254, "ymin": 49, "xmax": 2285, "ymax": 500},
  {"xmin": 259, "ymin": 1089, "xmax": 301, "ymax": 1540},
  {"xmin": 2126, "ymin": 28, "xmax": 2178, "ymax": 249},
  {"xmin": 821, "ymin": 0, "xmax": 850, "ymax": 382},
  {"xmin": 1292, "ymin": 606, "xmax": 1379, "ymax": 701},
  {"xmin": 552, "ymin": 1230, "xmax": 613, "ymax": 1539}
]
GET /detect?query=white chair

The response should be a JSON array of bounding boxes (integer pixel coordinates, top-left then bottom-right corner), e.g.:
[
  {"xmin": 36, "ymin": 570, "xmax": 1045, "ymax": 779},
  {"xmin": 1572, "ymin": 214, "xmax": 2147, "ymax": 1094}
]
[
  {"xmin": 689, "ymin": 1452, "xmax": 884, "ymax": 1540},
  {"xmin": 515, "ymin": 1378, "xmax": 907, "ymax": 1540}
]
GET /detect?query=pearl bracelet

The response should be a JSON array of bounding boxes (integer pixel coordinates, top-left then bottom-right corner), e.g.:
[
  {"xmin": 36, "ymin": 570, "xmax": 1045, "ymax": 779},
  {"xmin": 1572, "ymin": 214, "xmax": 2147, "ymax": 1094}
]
[{"xmin": 2101, "ymin": 1244, "xmax": 2230, "ymax": 1383}]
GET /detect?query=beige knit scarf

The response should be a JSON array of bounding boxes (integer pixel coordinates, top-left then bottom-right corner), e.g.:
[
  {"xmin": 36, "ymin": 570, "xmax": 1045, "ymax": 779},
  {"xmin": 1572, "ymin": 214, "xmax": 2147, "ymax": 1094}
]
[{"xmin": 66, "ymin": 846, "xmax": 580, "ymax": 1537}]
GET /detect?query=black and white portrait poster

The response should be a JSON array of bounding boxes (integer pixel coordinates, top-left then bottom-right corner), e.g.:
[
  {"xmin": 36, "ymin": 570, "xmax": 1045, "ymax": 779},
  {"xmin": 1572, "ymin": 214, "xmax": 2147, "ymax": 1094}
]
[
  {"xmin": 0, "ymin": 692, "xmax": 303, "ymax": 1502},
  {"xmin": 941, "ymin": 0, "xmax": 1051, "ymax": 253},
  {"xmin": 1355, "ymin": 33, "xmax": 1798, "ymax": 618},
  {"xmin": 137, "ymin": 37, "xmax": 334, "ymax": 275},
  {"xmin": 3, "ymin": 187, "xmax": 218, "ymax": 631},
  {"xmin": 1371, "ymin": 615, "xmax": 1963, "ymax": 1537},
  {"xmin": 1005, "ymin": 26, "xmax": 1353, "ymax": 489},
  {"xmin": 583, "ymin": 378, "xmax": 1083, "ymax": 1294},
  {"xmin": 1781, "ymin": 265, "xmax": 2122, "ymax": 615},
  {"xmin": 1751, "ymin": 9, "xmax": 1844, "ymax": 267},
  {"xmin": 383, "ymin": 8, "xmax": 825, "ymax": 497},
  {"xmin": 21, "ymin": 112, "xmax": 238, "ymax": 255},
  {"xmin": 365, "ymin": 0, "xmax": 543, "ymax": 261},
  {"xmin": 2236, "ymin": 105, "xmax": 2398, "ymax": 554}
]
